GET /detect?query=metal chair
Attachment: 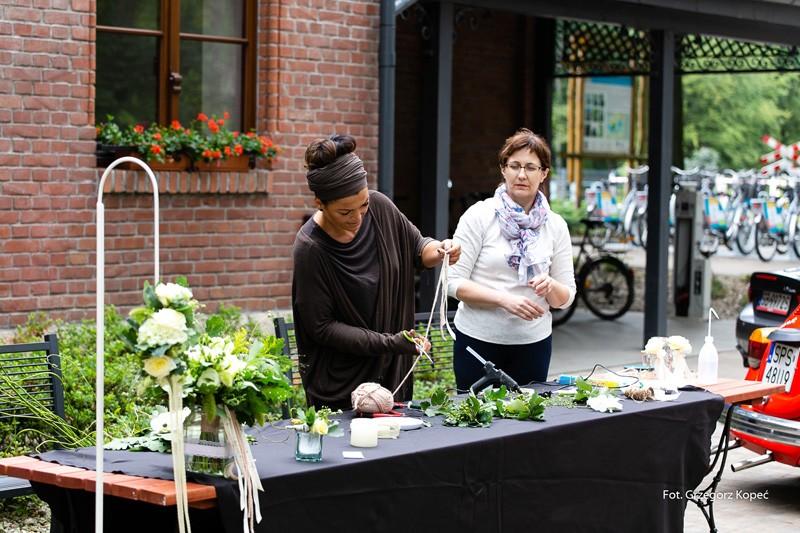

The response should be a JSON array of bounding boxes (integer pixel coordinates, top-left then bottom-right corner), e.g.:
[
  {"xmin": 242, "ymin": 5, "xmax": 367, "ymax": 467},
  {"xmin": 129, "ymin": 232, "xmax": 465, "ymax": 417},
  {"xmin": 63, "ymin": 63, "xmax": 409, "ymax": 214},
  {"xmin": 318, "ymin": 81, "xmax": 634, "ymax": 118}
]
[{"xmin": 0, "ymin": 334, "xmax": 64, "ymax": 499}]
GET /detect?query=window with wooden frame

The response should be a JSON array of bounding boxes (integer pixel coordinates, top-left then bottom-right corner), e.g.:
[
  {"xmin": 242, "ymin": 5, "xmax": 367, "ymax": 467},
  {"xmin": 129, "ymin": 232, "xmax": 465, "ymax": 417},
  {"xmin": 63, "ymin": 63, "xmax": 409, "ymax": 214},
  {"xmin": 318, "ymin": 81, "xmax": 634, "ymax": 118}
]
[{"xmin": 96, "ymin": 0, "xmax": 256, "ymax": 131}]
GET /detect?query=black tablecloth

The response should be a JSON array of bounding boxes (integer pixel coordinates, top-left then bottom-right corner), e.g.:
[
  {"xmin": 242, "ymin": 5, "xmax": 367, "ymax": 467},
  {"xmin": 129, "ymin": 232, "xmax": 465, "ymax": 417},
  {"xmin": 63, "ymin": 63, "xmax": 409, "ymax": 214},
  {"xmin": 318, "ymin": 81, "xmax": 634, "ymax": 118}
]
[{"xmin": 35, "ymin": 390, "xmax": 723, "ymax": 533}]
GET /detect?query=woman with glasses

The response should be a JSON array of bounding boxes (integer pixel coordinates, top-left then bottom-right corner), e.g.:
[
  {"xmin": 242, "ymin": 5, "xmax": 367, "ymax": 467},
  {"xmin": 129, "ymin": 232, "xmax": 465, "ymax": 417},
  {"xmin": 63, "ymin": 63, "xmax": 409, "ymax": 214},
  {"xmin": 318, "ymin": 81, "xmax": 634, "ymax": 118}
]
[
  {"xmin": 292, "ymin": 134, "xmax": 461, "ymax": 409},
  {"xmin": 447, "ymin": 128, "xmax": 575, "ymax": 391}
]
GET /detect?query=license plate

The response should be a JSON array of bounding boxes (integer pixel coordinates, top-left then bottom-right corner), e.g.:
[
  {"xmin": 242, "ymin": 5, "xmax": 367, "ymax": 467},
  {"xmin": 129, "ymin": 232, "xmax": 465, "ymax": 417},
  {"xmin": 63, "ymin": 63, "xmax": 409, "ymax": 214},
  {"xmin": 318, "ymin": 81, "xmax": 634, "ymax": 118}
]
[
  {"xmin": 762, "ymin": 342, "xmax": 798, "ymax": 392},
  {"xmin": 756, "ymin": 291, "xmax": 791, "ymax": 315}
]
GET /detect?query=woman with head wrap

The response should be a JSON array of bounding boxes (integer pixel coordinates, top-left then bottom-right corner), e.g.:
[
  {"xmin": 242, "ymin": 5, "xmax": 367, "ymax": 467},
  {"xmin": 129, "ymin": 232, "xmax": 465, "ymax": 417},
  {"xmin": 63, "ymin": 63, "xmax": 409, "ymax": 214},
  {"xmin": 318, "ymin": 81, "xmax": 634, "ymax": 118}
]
[
  {"xmin": 447, "ymin": 129, "xmax": 576, "ymax": 391},
  {"xmin": 292, "ymin": 134, "xmax": 461, "ymax": 409}
]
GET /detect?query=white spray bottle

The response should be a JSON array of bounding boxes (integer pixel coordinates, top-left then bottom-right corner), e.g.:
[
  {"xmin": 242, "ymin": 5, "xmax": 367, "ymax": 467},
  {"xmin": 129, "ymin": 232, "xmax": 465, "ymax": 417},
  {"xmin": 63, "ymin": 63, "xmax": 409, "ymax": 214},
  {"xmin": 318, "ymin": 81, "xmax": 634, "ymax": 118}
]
[{"xmin": 697, "ymin": 307, "xmax": 720, "ymax": 383}]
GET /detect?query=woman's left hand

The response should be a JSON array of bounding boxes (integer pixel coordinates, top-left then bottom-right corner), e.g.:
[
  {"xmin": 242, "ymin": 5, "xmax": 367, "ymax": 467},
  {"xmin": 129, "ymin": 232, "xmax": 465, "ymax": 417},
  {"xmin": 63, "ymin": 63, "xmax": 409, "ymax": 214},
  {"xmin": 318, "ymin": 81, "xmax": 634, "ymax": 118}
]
[
  {"xmin": 438, "ymin": 239, "xmax": 461, "ymax": 265},
  {"xmin": 528, "ymin": 273, "xmax": 553, "ymax": 297}
]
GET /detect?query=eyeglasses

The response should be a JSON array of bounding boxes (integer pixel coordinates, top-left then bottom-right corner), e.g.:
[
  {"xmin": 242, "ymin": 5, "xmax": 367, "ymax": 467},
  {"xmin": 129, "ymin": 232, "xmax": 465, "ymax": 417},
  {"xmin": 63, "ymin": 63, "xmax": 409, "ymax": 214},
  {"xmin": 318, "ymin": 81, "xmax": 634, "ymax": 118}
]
[{"xmin": 505, "ymin": 162, "xmax": 546, "ymax": 174}]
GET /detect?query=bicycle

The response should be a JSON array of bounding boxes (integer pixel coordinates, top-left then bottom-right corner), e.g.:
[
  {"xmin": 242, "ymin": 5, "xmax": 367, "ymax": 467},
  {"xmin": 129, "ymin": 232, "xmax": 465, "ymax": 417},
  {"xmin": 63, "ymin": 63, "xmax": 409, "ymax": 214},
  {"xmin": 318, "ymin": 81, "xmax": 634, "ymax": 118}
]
[
  {"xmin": 754, "ymin": 175, "xmax": 800, "ymax": 261},
  {"xmin": 584, "ymin": 165, "xmax": 649, "ymax": 249},
  {"xmin": 551, "ymin": 218, "xmax": 635, "ymax": 327}
]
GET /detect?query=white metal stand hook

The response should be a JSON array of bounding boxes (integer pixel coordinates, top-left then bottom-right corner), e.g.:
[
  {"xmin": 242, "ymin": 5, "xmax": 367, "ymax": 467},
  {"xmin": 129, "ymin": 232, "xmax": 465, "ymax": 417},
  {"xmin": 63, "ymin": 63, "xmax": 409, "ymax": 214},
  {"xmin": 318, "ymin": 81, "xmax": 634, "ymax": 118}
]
[{"xmin": 95, "ymin": 157, "xmax": 160, "ymax": 533}]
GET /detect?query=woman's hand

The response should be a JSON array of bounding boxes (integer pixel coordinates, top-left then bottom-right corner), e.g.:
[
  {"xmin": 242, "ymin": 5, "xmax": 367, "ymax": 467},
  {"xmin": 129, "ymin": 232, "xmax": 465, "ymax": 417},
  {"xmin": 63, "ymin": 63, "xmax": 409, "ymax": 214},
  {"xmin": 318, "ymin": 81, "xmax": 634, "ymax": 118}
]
[
  {"xmin": 528, "ymin": 273, "xmax": 553, "ymax": 297},
  {"xmin": 501, "ymin": 295, "xmax": 546, "ymax": 321},
  {"xmin": 438, "ymin": 239, "xmax": 461, "ymax": 265},
  {"xmin": 403, "ymin": 330, "xmax": 432, "ymax": 354}
]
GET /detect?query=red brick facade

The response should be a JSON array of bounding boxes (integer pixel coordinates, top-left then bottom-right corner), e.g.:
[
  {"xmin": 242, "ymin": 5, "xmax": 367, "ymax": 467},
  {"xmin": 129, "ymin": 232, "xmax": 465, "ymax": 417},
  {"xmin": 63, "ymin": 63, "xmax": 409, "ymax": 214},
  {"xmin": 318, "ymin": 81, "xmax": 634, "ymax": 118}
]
[
  {"xmin": 0, "ymin": 0, "xmax": 381, "ymax": 328},
  {"xmin": 0, "ymin": 1, "xmax": 543, "ymax": 329}
]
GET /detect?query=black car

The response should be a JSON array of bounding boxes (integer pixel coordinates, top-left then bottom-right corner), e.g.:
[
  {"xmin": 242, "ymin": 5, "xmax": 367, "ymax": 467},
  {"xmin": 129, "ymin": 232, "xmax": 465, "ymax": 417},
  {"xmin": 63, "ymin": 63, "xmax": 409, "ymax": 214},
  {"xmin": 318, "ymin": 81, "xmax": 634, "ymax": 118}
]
[{"xmin": 736, "ymin": 267, "xmax": 800, "ymax": 368}]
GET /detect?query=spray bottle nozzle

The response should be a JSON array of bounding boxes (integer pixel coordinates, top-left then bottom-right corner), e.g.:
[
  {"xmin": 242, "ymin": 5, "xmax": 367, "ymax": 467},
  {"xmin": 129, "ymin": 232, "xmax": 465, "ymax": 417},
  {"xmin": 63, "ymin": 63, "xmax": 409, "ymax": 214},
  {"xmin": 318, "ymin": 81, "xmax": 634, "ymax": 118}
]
[{"xmin": 707, "ymin": 307, "xmax": 719, "ymax": 339}]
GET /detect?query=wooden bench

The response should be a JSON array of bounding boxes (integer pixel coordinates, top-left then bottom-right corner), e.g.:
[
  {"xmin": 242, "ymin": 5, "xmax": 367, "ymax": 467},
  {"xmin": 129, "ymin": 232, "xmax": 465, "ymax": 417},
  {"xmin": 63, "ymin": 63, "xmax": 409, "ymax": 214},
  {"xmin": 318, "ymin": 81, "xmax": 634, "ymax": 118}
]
[
  {"xmin": 0, "ymin": 456, "xmax": 217, "ymax": 509},
  {"xmin": 0, "ymin": 334, "xmax": 64, "ymax": 499}
]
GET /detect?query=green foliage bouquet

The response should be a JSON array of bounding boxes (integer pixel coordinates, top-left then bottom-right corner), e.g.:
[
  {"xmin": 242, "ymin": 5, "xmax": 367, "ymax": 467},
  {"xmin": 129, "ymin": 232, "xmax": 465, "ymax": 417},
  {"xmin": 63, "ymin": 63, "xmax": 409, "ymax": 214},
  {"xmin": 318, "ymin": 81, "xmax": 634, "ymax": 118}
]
[
  {"xmin": 184, "ymin": 330, "xmax": 292, "ymax": 427},
  {"xmin": 122, "ymin": 277, "xmax": 292, "ymax": 426}
]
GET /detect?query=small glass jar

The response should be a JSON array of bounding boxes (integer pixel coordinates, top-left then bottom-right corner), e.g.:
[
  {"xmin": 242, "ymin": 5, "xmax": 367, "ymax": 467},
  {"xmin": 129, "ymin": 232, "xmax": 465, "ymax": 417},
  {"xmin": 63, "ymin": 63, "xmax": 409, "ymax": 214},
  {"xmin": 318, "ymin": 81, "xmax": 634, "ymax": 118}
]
[{"xmin": 295, "ymin": 431, "xmax": 323, "ymax": 462}]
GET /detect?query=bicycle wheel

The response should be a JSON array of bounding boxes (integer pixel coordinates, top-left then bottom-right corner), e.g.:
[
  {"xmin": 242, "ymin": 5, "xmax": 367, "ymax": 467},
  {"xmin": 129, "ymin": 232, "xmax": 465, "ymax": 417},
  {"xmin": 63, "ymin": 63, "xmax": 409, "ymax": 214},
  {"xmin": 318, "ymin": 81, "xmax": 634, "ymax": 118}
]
[
  {"xmin": 578, "ymin": 256, "xmax": 634, "ymax": 320},
  {"xmin": 551, "ymin": 297, "xmax": 578, "ymax": 327},
  {"xmin": 735, "ymin": 216, "xmax": 755, "ymax": 255},
  {"xmin": 637, "ymin": 212, "xmax": 648, "ymax": 249},
  {"xmin": 792, "ymin": 213, "xmax": 800, "ymax": 257},
  {"xmin": 755, "ymin": 224, "xmax": 777, "ymax": 262}
]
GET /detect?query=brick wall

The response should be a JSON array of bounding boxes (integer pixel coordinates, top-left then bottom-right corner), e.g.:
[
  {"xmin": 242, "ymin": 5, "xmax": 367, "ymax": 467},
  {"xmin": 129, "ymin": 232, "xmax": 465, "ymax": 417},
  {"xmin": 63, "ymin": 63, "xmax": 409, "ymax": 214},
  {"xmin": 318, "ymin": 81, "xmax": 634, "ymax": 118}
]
[{"xmin": 0, "ymin": 0, "xmax": 381, "ymax": 329}]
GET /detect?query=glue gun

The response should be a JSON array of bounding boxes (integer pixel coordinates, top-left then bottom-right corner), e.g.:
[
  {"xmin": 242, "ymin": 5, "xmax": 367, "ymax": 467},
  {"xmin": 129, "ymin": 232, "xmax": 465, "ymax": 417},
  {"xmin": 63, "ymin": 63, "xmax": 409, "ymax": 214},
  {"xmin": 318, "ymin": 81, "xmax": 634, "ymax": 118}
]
[{"xmin": 466, "ymin": 346, "xmax": 521, "ymax": 394}]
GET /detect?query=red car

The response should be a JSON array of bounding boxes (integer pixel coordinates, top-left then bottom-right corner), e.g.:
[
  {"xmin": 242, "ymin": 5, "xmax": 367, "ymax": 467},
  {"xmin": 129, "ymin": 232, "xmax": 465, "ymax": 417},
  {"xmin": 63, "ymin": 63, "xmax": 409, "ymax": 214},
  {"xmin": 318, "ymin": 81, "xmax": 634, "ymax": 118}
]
[{"xmin": 729, "ymin": 305, "xmax": 800, "ymax": 469}]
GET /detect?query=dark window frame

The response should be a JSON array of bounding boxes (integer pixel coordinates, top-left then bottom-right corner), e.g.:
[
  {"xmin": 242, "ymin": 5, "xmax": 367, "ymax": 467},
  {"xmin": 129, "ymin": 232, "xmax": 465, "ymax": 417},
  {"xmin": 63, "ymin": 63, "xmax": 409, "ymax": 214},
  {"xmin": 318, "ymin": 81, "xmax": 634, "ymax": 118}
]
[{"xmin": 96, "ymin": 0, "xmax": 256, "ymax": 130}]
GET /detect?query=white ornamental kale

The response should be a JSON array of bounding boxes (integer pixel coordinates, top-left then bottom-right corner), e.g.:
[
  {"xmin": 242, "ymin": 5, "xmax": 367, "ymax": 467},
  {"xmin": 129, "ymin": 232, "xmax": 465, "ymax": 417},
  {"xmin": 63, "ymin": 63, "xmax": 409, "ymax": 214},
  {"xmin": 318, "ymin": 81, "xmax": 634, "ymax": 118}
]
[
  {"xmin": 138, "ymin": 308, "xmax": 189, "ymax": 348},
  {"xmin": 155, "ymin": 282, "xmax": 194, "ymax": 307},
  {"xmin": 666, "ymin": 335, "xmax": 692, "ymax": 354},
  {"xmin": 642, "ymin": 336, "xmax": 667, "ymax": 356}
]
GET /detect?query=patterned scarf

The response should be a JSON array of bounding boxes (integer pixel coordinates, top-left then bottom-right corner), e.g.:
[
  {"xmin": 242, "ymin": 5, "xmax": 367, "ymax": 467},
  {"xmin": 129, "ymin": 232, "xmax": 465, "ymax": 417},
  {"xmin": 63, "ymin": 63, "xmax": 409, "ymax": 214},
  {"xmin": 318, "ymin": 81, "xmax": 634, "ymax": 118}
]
[{"xmin": 494, "ymin": 183, "xmax": 549, "ymax": 284}]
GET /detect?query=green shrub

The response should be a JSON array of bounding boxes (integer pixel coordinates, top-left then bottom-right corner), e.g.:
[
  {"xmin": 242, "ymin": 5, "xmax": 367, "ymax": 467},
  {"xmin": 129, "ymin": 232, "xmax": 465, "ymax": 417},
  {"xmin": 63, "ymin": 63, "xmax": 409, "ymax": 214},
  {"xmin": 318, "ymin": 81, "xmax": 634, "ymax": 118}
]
[{"xmin": 549, "ymin": 197, "xmax": 583, "ymax": 235}]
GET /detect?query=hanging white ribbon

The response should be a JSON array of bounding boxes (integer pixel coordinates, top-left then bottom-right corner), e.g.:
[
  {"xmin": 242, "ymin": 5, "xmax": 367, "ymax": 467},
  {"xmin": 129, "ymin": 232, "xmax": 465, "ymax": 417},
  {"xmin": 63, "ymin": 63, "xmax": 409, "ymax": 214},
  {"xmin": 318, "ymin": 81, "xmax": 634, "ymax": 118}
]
[
  {"xmin": 393, "ymin": 252, "xmax": 455, "ymax": 396},
  {"xmin": 222, "ymin": 407, "xmax": 263, "ymax": 533},
  {"xmin": 167, "ymin": 376, "xmax": 191, "ymax": 533}
]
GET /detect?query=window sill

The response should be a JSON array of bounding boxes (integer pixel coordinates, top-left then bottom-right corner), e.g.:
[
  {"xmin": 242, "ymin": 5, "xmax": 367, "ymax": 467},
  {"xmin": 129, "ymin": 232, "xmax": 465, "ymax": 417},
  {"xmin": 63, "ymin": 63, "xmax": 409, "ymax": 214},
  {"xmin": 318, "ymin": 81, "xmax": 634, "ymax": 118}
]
[{"xmin": 100, "ymin": 168, "xmax": 272, "ymax": 195}]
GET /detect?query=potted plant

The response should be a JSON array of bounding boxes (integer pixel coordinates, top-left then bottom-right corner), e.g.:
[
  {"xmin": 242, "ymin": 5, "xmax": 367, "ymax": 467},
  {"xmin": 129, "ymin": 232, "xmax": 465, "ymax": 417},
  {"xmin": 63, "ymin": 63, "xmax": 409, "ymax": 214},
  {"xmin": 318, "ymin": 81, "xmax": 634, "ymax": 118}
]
[
  {"xmin": 192, "ymin": 112, "xmax": 279, "ymax": 172},
  {"xmin": 287, "ymin": 406, "xmax": 342, "ymax": 462},
  {"xmin": 94, "ymin": 113, "xmax": 279, "ymax": 172}
]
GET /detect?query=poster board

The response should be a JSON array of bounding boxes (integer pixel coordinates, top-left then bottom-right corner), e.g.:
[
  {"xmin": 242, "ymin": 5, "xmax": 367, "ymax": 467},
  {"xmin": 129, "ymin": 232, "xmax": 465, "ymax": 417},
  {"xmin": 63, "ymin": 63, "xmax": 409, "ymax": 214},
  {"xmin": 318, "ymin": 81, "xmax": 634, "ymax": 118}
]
[{"xmin": 582, "ymin": 77, "xmax": 632, "ymax": 155}]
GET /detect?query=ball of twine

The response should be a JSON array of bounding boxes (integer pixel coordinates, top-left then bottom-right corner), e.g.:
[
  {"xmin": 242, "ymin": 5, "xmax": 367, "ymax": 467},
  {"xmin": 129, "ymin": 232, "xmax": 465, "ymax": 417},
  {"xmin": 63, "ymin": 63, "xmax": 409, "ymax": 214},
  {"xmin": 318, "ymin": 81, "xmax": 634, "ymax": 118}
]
[{"xmin": 351, "ymin": 382, "xmax": 394, "ymax": 414}]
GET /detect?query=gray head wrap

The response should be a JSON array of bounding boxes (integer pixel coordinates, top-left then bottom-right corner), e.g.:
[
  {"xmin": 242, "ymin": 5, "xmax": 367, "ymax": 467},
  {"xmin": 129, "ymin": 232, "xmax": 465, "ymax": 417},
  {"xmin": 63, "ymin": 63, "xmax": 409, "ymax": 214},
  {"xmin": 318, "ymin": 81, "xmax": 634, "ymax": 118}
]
[{"xmin": 306, "ymin": 152, "xmax": 368, "ymax": 202}]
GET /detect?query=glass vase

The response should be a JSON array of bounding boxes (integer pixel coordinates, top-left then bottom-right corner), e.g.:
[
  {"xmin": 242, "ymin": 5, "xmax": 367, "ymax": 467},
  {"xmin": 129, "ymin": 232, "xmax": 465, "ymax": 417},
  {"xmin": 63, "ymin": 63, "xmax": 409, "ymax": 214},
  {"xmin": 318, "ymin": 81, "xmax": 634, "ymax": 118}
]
[
  {"xmin": 184, "ymin": 409, "xmax": 236, "ymax": 478},
  {"xmin": 295, "ymin": 431, "xmax": 323, "ymax": 462}
]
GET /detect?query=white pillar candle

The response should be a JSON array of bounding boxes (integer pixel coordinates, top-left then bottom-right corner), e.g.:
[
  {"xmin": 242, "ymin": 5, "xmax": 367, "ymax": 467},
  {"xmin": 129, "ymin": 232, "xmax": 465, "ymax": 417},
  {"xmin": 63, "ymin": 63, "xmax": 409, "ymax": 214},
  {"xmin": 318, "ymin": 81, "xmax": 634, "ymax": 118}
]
[{"xmin": 349, "ymin": 419, "xmax": 378, "ymax": 448}]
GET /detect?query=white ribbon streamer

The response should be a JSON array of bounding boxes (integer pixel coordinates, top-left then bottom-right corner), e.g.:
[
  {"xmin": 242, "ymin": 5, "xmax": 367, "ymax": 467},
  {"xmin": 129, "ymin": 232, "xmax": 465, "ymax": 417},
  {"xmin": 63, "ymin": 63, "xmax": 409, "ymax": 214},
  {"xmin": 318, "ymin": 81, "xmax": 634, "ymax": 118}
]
[
  {"xmin": 393, "ymin": 251, "xmax": 455, "ymax": 396},
  {"xmin": 167, "ymin": 376, "xmax": 191, "ymax": 533},
  {"xmin": 222, "ymin": 406, "xmax": 263, "ymax": 533}
]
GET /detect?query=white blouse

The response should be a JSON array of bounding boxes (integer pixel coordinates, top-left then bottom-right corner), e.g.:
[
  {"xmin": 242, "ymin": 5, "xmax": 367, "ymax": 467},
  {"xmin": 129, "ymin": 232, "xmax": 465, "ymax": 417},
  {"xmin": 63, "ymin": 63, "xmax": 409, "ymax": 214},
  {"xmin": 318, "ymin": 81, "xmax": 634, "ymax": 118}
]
[{"xmin": 447, "ymin": 196, "xmax": 576, "ymax": 345}]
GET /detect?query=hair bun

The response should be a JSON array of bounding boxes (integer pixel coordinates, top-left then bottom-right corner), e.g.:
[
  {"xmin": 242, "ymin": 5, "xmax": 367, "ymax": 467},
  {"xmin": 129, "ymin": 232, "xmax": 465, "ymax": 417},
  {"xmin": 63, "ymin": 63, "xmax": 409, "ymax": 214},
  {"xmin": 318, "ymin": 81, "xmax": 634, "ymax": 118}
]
[{"xmin": 305, "ymin": 134, "xmax": 358, "ymax": 170}]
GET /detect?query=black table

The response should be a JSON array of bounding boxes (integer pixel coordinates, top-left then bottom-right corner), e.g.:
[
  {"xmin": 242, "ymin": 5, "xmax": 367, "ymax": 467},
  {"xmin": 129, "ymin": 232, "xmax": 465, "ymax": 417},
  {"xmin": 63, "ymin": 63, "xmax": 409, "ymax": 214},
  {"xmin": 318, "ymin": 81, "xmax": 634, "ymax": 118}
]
[{"xmin": 36, "ymin": 390, "xmax": 723, "ymax": 533}]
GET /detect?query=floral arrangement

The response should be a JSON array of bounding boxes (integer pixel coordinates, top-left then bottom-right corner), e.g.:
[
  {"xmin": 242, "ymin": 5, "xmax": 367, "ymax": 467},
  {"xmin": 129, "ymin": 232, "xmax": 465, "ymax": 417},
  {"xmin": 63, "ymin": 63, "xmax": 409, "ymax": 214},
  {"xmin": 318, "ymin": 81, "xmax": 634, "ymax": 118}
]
[
  {"xmin": 119, "ymin": 277, "xmax": 291, "ymax": 533},
  {"xmin": 185, "ymin": 330, "xmax": 292, "ymax": 427},
  {"xmin": 288, "ymin": 406, "xmax": 343, "ymax": 437},
  {"xmin": 642, "ymin": 335, "xmax": 693, "ymax": 383},
  {"xmin": 96, "ymin": 113, "xmax": 279, "ymax": 166},
  {"xmin": 122, "ymin": 277, "xmax": 292, "ymax": 422}
]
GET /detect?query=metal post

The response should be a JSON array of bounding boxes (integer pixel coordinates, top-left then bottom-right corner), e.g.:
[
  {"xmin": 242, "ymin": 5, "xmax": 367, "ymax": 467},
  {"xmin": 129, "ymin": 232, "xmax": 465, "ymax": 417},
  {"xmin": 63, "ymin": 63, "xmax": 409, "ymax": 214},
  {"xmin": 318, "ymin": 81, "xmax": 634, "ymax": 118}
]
[
  {"xmin": 644, "ymin": 29, "xmax": 674, "ymax": 344},
  {"xmin": 418, "ymin": 1, "xmax": 453, "ymax": 310},
  {"xmin": 379, "ymin": 0, "xmax": 396, "ymax": 198}
]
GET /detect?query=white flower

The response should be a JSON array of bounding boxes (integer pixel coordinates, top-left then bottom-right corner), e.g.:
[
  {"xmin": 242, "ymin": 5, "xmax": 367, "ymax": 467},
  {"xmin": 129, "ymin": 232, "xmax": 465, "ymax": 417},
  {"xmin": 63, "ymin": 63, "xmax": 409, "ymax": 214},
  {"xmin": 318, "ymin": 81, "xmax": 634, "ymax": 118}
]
[
  {"xmin": 667, "ymin": 335, "xmax": 692, "ymax": 354},
  {"xmin": 197, "ymin": 368, "xmax": 221, "ymax": 389},
  {"xmin": 587, "ymin": 394, "xmax": 623, "ymax": 413},
  {"xmin": 138, "ymin": 308, "xmax": 188, "ymax": 348},
  {"xmin": 642, "ymin": 336, "xmax": 666, "ymax": 356},
  {"xmin": 155, "ymin": 282, "xmax": 194, "ymax": 307},
  {"xmin": 149, "ymin": 407, "xmax": 191, "ymax": 436},
  {"xmin": 143, "ymin": 355, "xmax": 177, "ymax": 379},
  {"xmin": 219, "ymin": 354, "xmax": 247, "ymax": 387},
  {"xmin": 310, "ymin": 418, "xmax": 329, "ymax": 435}
]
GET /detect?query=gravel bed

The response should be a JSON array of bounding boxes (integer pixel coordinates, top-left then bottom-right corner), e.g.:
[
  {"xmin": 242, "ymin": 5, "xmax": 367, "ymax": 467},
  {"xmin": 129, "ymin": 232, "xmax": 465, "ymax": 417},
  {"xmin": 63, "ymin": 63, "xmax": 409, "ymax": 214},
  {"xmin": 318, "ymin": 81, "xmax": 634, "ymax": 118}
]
[{"xmin": 0, "ymin": 497, "xmax": 50, "ymax": 533}]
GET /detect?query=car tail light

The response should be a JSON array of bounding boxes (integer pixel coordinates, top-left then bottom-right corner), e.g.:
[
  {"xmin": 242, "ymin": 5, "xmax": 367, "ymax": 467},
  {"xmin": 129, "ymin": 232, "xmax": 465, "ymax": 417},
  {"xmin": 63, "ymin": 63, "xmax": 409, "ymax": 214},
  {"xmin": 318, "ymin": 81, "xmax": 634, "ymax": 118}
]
[{"xmin": 747, "ymin": 327, "xmax": 777, "ymax": 370}]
